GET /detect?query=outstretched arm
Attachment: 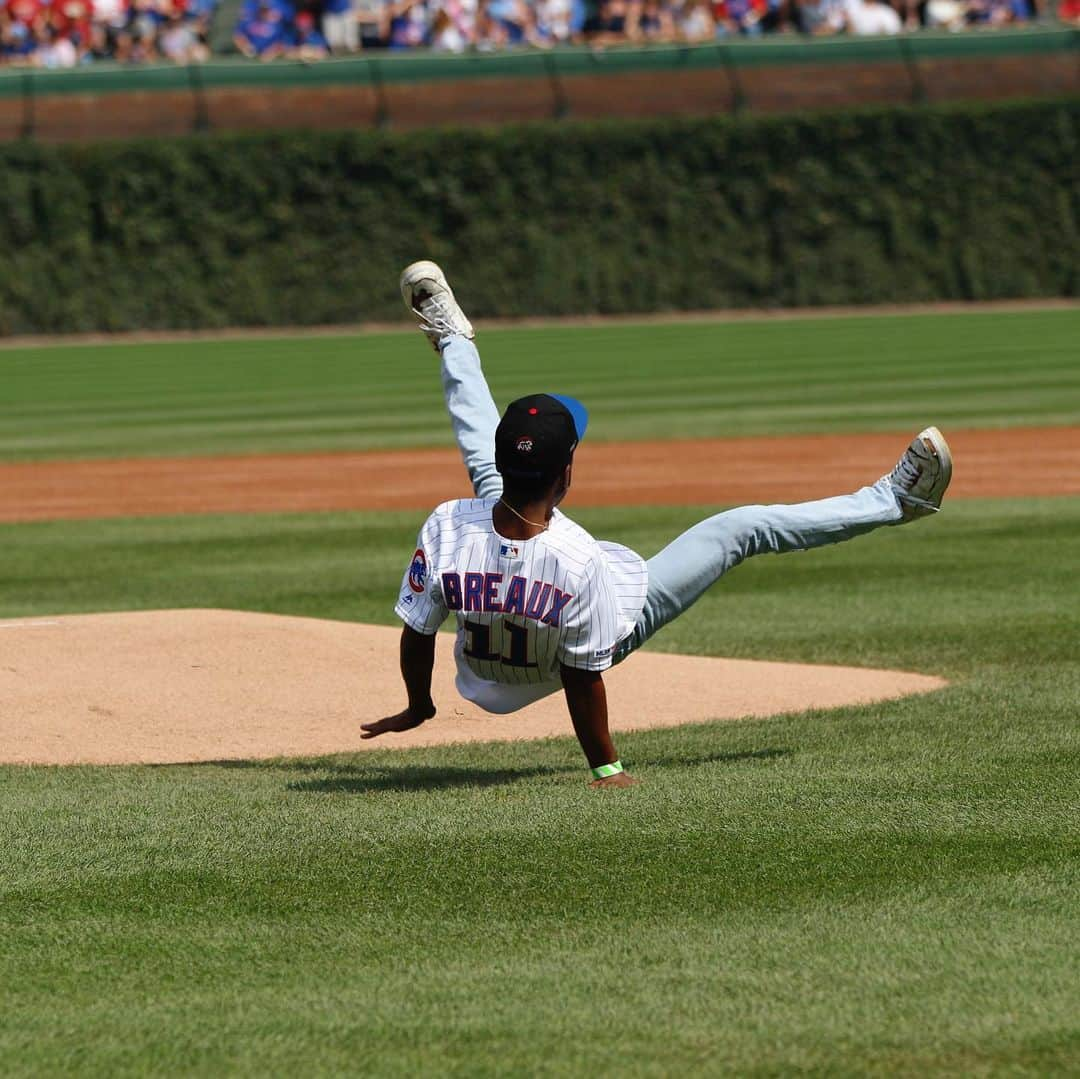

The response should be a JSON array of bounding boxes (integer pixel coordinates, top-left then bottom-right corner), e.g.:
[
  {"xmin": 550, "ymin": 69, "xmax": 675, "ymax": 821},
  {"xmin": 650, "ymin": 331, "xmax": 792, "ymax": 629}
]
[
  {"xmin": 361, "ymin": 626, "xmax": 437, "ymax": 739},
  {"xmin": 560, "ymin": 664, "xmax": 637, "ymax": 788}
]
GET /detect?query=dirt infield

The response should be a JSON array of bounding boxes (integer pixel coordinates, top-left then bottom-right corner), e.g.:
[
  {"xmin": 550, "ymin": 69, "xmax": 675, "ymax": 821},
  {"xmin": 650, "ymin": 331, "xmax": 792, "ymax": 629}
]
[
  {"xmin": 0, "ymin": 610, "xmax": 946, "ymax": 766},
  {"xmin": 2, "ymin": 426, "xmax": 1077, "ymax": 524}
]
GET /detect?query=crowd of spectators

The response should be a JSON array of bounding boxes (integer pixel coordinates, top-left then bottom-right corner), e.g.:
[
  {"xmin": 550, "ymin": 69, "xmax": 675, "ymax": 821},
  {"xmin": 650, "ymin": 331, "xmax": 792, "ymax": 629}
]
[
  {"xmin": 2, "ymin": 0, "xmax": 1073, "ymax": 68},
  {"xmin": 1, "ymin": 0, "xmax": 216, "ymax": 65},
  {"xmin": 234, "ymin": 0, "xmax": 1061, "ymax": 59}
]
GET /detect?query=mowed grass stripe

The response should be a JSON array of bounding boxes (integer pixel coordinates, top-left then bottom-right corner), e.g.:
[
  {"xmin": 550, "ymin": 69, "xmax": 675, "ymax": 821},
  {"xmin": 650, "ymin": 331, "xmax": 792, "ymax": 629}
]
[
  {"xmin": 7, "ymin": 317, "xmax": 1076, "ymax": 401},
  {"xmin": 12, "ymin": 336, "xmax": 1067, "ymax": 408},
  {"xmin": 7, "ymin": 396, "xmax": 1075, "ymax": 460},
  {"xmin": 2, "ymin": 309, "xmax": 1077, "ymax": 460},
  {"xmin": 15, "ymin": 372, "xmax": 1075, "ymax": 428}
]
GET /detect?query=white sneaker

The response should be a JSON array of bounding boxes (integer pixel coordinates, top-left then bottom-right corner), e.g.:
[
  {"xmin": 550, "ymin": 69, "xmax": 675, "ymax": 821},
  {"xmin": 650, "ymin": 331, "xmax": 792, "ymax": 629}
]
[
  {"xmin": 886, "ymin": 426, "xmax": 953, "ymax": 520},
  {"xmin": 399, "ymin": 261, "xmax": 474, "ymax": 352}
]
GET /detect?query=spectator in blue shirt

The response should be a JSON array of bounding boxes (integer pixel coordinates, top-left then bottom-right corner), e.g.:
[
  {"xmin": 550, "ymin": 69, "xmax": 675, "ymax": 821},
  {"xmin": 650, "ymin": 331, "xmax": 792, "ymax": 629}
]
[
  {"xmin": 1, "ymin": 9, "xmax": 38, "ymax": 62},
  {"xmin": 234, "ymin": 0, "xmax": 288, "ymax": 56},
  {"xmin": 241, "ymin": 0, "xmax": 295, "ymax": 21},
  {"xmin": 387, "ymin": 0, "xmax": 428, "ymax": 47}
]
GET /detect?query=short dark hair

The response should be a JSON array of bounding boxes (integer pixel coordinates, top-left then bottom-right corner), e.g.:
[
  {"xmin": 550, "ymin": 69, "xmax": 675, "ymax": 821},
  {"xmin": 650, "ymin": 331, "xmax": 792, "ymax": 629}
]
[{"xmin": 501, "ymin": 459, "xmax": 571, "ymax": 501}]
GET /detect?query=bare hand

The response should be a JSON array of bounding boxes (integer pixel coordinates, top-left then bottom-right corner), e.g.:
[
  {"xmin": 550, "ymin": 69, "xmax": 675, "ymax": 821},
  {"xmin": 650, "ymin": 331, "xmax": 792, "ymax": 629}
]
[
  {"xmin": 360, "ymin": 704, "xmax": 435, "ymax": 740},
  {"xmin": 588, "ymin": 772, "xmax": 638, "ymax": 789}
]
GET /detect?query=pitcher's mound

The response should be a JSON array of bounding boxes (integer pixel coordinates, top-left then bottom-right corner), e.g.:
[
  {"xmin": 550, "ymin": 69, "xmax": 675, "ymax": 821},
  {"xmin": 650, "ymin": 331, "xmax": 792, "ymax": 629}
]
[{"xmin": 0, "ymin": 610, "xmax": 946, "ymax": 766}]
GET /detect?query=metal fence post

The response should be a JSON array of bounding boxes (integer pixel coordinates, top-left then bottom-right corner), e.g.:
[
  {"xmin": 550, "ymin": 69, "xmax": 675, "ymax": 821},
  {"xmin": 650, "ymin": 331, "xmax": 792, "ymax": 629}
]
[
  {"xmin": 20, "ymin": 71, "xmax": 36, "ymax": 140},
  {"xmin": 187, "ymin": 62, "xmax": 211, "ymax": 132},
  {"xmin": 367, "ymin": 58, "xmax": 391, "ymax": 128},
  {"xmin": 898, "ymin": 36, "xmax": 927, "ymax": 105},
  {"xmin": 543, "ymin": 52, "xmax": 569, "ymax": 121},
  {"xmin": 719, "ymin": 44, "xmax": 747, "ymax": 115}
]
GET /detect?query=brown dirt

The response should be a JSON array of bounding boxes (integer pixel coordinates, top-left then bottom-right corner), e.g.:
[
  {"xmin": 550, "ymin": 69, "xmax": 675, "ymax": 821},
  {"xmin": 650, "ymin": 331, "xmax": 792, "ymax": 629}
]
[
  {"xmin": 0, "ymin": 610, "xmax": 946, "ymax": 766},
  {"xmin": 2, "ymin": 426, "xmax": 1077, "ymax": 524}
]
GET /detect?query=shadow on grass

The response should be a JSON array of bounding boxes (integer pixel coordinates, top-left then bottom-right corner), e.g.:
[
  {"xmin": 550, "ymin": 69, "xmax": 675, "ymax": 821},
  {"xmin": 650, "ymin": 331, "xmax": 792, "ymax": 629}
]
[
  {"xmin": 279, "ymin": 747, "xmax": 791, "ymax": 793},
  {"xmin": 288, "ymin": 763, "xmax": 572, "ymax": 792}
]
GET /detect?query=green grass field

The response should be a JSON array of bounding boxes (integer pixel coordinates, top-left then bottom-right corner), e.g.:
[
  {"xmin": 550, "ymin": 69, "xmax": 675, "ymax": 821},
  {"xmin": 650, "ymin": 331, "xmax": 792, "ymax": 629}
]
[
  {"xmin": 1, "ymin": 310, "xmax": 1078, "ymax": 1076},
  {"xmin": 2, "ymin": 309, "xmax": 1078, "ymax": 461}
]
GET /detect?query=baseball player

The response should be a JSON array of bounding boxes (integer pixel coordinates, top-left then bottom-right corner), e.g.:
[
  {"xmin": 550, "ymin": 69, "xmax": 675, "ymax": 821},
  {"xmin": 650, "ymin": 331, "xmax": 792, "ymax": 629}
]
[{"xmin": 361, "ymin": 262, "xmax": 953, "ymax": 788}]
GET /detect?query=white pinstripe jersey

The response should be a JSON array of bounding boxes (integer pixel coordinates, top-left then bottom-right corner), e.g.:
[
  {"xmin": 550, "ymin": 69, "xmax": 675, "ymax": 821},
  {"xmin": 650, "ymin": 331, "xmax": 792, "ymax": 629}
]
[{"xmin": 394, "ymin": 498, "xmax": 649, "ymax": 714}]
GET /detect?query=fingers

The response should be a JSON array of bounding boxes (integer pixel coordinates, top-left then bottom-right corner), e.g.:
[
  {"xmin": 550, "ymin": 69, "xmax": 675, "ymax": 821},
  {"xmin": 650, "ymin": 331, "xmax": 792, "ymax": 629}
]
[
  {"xmin": 360, "ymin": 714, "xmax": 400, "ymax": 739},
  {"xmin": 360, "ymin": 710, "xmax": 427, "ymax": 739}
]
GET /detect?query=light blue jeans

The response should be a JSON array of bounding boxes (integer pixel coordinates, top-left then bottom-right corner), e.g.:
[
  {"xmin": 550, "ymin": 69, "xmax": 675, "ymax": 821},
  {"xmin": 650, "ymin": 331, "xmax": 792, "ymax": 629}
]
[{"xmin": 439, "ymin": 334, "xmax": 903, "ymax": 659}]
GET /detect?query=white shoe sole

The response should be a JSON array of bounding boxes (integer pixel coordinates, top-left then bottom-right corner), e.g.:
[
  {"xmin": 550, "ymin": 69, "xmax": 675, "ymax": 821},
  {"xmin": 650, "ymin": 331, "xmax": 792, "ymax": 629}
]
[
  {"xmin": 399, "ymin": 260, "xmax": 448, "ymax": 307},
  {"xmin": 899, "ymin": 425, "xmax": 953, "ymax": 518},
  {"xmin": 918, "ymin": 425, "xmax": 953, "ymax": 509}
]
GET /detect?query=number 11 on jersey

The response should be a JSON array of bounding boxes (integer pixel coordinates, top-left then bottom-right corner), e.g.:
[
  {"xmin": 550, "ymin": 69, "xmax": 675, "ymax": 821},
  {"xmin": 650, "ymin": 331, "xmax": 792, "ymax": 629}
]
[{"xmin": 463, "ymin": 620, "xmax": 537, "ymax": 668}]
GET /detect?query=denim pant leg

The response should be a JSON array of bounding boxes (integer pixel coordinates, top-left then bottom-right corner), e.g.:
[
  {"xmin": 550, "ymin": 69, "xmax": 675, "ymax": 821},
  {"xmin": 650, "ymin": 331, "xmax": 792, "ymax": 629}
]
[
  {"xmin": 624, "ymin": 478, "xmax": 904, "ymax": 653},
  {"xmin": 440, "ymin": 334, "xmax": 503, "ymax": 500}
]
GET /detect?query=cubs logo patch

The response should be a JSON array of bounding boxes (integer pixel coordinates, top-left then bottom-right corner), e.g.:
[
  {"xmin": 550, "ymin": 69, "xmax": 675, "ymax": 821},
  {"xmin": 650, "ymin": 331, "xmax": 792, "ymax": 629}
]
[
  {"xmin": 516, "ymin": 437, "xmax": 534, "ymax": 453},
  {"xmin": 407, "ymin": 548, "xmax": 427, "ymax": 593}
]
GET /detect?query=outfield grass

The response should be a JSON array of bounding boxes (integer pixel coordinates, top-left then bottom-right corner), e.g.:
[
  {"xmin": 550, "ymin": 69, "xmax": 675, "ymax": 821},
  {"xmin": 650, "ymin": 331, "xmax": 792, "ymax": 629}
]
[
  {"xmin": 1, "ymin": 498, "xmax": 1078, "ymax": 1075},
  {"xmin": 2, "ymin": 308, "xmax": 1078, "ymax": 461}
]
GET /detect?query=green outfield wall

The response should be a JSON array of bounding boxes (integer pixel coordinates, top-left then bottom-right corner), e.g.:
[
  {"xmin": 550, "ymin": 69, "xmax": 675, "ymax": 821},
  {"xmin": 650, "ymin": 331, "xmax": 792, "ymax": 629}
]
[
  {"xmin": 0, "ymin": 98, "xmax": 1075, "ymax": 335},
  {"xmin": 0, "ymin": 29, "xmax": 1075, "ymax": 141}
]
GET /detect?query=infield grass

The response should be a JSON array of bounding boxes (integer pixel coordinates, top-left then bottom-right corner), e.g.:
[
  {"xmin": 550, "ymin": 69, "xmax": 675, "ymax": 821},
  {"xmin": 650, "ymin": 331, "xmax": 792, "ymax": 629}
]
[
  {"xmin": 1, "ymin": 497, "xmax": 1078, "ymax": 1076},
  {"xmin": 2, "ymin": 307, "xmax": 1078, "ymax": 460}
]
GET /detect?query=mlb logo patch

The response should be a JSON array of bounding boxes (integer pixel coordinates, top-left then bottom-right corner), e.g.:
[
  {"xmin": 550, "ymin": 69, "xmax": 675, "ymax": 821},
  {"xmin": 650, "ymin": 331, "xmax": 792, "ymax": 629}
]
[{"xmin": 500, "ymin": 543, "xmax": 520, "ymax": 558}]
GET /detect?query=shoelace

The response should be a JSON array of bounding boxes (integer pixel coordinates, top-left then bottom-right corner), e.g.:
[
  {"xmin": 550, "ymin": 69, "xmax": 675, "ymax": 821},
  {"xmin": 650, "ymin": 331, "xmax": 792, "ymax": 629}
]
[
  {"xmin": 412, "ymin": 292, "xmax": 460, "ymax": 336},
  {"xmin": 890, "ymin": 448, "xmax": 922, "ymax": 490},
  {"xmin": 889, "ymin": 445, "xmax": 938, "ymax": 510}
]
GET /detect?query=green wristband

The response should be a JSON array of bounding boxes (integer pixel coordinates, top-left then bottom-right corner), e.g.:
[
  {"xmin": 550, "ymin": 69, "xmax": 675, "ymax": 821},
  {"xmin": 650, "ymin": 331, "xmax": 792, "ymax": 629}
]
[{"xmin": 591, "ymin": 760, "xmax": 624, "ymax": 780}]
